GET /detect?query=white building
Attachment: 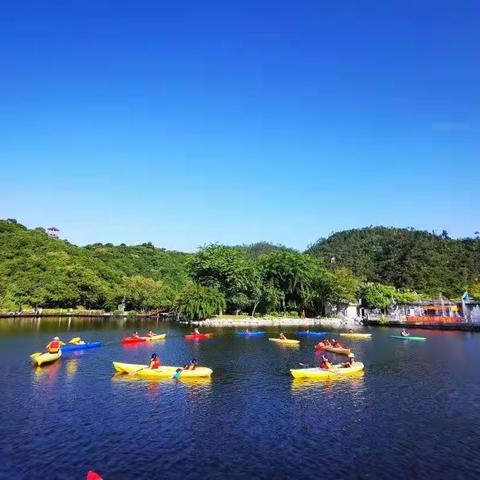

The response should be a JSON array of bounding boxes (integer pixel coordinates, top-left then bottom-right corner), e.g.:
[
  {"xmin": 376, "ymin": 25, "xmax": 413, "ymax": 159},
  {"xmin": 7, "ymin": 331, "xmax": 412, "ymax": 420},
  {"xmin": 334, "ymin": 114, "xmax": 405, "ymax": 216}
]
[{"xmin": 47, "ymin": 227, "xmax": 60, "ymax": 238}]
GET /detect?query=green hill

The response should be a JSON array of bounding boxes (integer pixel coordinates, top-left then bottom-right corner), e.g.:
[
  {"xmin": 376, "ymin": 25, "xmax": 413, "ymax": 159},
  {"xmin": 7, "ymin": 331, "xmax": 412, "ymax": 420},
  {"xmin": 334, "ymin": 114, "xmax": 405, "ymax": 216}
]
[
  {"xmin": 1, "ymin": 220, "xmax": 479, "ymax": 312},
  {"xmin": 0, "ymin": 219, "xmax": 189, "ymax": 310},
  {"xmin": 306, "ymin": 227, "xmax": 480, "ymax": 297}
]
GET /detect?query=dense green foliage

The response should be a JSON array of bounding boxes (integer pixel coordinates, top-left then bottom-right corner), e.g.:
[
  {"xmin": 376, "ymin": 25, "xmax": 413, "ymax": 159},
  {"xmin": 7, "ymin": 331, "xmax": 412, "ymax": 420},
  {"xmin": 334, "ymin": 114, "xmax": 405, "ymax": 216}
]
[
  {"xmin": 307, "ymin": 227, "xmax": 480, "ymax": 297},
  {"xmin": 1, "ymin": 220, "xmax": 478, "ymax": 316},
  {"xmin": 175, "ymin": 282, "xmax": 226, "ymax": 321},
  {"xmin": 188, "ymin": 244, "xmax": 262, "ymax": 313},
  {"xmin": 360, "ymin": 283, "xmax": 420, "ymax": 311},
  {"xmin": 0, "ymin": 220, "xmax": 188, "ymax": 311}
]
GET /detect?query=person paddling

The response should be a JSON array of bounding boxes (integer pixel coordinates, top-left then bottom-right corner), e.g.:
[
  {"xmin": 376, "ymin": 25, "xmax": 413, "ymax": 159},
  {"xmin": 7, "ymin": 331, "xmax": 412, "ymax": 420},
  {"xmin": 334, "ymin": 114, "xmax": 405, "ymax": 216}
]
[
  {"xmin": 400, "ymin": 329, "xmax": 410, "ymax": 337},
  {"xmin": 332, "ymin": 338, "xmax": 343, "ymax": 348},
  {"xmin": 342, "ymin": 353, "xmax": 356, "ymax": 368},
  {"xmin": 149, "ymin": 353, "xmax": 161, "ymax": 369},
  {"xmin": 184, "ymin": 358, "xmax": 198, "ymax": 370},
  {"xmin": 132, "ymin": 331, "xmax": 140, "ymax": 338},
  {"xmin": 194, "ymin": 328, "xmax": 200, "ymax": 335},
  {"xmin": 146, "ymin": 329, "xmax": 156, "ymax": 337},
  {"xmin": 320, "ymin": 355, "xmax": 333, "ymax": 370},
  {"xmin": 46, "ymin": 337, "xmax": 63, "ymax": 354},
  {"xmin": 279, "ymin": 332, "xmax": 287, "ymax": 340}
]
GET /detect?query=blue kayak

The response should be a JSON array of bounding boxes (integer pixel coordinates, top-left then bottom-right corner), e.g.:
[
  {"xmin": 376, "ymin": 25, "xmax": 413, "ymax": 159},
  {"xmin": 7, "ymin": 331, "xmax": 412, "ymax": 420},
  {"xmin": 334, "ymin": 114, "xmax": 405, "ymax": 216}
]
[
  {"xmin": 60, "ymin": 342, "xmax": 102, "ymax": 352},
  {"xmin": 296, "ymin": 331, "xmax": 327, "ymax": 337},
  {"xmin": 236, "ymin": 331, "xmax": 266, "ymax": 336}
]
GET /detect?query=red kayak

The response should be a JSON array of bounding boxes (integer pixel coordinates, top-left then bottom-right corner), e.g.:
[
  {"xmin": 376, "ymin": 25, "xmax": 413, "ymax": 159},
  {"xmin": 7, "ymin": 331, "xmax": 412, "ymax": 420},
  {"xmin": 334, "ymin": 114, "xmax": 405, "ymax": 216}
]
[
  {"xmin": 184, "ymin": 333, "xmax": 214, "ymax": 340},
  {"xmin": 121, "ymin": 336, "xmax": 147, "ymax": 344},
  {"xmin": 86, "ymin": 471, "xmax": 102, "ymax": 480}
]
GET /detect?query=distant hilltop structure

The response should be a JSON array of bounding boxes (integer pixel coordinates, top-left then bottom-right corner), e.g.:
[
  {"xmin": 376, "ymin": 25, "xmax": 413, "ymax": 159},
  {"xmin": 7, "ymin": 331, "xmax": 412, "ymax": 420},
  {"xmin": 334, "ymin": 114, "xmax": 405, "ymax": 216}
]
[{"xmin": 47, "ymin": 227, "xmax": 60, "ymax": 239}]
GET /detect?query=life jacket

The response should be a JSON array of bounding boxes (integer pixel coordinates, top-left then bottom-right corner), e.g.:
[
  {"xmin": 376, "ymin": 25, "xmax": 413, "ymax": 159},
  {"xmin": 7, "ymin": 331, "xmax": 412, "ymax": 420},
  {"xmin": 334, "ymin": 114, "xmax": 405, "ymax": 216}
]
[
  {"xmin": 150, "ymin": 358, "xmax": 160, "ymax": 369},
  {"xmin": 48, "ymin": 341, "xmax": 60, "ymax": 353},
  {"xmin": 333, "ymin": 342, "xmax": 341, "ymax": 348}
]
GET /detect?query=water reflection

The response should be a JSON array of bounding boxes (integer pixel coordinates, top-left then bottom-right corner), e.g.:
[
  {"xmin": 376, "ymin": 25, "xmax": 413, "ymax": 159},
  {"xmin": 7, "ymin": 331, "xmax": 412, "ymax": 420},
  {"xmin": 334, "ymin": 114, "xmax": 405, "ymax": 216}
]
[
  {"xmin": 291, "ymin": 371, "xmax": 365, "ymax": 392},
  {"xmin": 65, "ymin": 359, "xmax": 79, "ymax": 378},
  {"xmin": 32, "ymin": 361, "xmax": 61, "ymax": 385},
  {"xmin": 111, "ymin": 373, "xmax": 212, "ymax": 389}
]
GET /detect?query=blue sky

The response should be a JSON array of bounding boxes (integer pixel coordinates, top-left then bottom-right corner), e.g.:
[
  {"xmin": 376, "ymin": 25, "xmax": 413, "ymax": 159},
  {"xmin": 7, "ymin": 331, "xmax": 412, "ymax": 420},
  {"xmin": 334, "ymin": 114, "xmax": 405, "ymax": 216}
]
[{"xmin": 1, "ymin": 1, "xmax": 479, "ymax": 251}]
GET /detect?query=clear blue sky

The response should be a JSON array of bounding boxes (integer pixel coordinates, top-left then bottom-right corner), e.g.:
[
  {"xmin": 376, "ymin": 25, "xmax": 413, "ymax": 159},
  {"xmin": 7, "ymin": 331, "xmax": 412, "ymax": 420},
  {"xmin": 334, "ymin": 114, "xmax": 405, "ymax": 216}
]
[{"xmin": 1, "ymin": 1, "xmax": 479, "ymax": 251}]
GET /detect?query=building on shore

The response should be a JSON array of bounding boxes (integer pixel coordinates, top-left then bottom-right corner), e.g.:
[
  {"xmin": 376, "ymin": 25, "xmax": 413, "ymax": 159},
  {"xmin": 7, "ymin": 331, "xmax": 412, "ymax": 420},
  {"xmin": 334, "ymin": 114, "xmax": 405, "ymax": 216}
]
[
  {"xmin": 47, "ymin": 227, "xmax": 60, "ymax": 238},
  {"xmin": 404, "ymin": 300, "xmax": 462, "ymax": 324}
]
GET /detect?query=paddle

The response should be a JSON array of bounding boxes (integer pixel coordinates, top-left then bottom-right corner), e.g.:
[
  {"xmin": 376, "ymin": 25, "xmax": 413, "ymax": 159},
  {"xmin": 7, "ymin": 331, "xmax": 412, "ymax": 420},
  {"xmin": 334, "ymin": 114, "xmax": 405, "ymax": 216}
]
[
  {"xmin": 30, "ymin": 352, "xmax": 43, "ymax": 358},
  {"xmin": 128, "ymin": 366, "xmax": 151, "ymax": 375},
  {"xmin": 298, "ymin": 362, "xmax": 343, "ymax": 375}
]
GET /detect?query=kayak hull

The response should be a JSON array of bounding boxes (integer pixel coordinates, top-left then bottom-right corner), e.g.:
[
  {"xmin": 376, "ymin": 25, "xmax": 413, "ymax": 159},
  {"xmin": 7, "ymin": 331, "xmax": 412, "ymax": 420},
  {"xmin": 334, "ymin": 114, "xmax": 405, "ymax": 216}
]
[
  {"xmin": 184, "ymin": 333, "xmax": 214, "ymax": 340},
  {"xmin": 236, "ymin": 331, "xmax": 265, "ymax": 336},
  {"xmin": 339, "ymin": 333, "xmax": 372, "ymax": 339},
  {"xmin": 290, "ymin": 362, "xmax": 364, "ymax": 379},
  {"xmin": 315, "ymin": 345, "xmax": 351, "ymax": 355},
  {"xmin": 141, "ymin": 334, "xmax": 166, "ymax": 342},
  {"xmin": 122, "ymin": 334, "xmax": 166, "ymax": 344},
  {"xmin": 392, "ymin": 335, "xmax": 426, "ymax": 341},
  {"xmin": 269, "ymin": 338, "xmax": 300, "ymax": 345},
  {"xmin": 122, "ymin": 337, "xmax": 146, "ymax": 344},
  {"xmin": 296, "ymin": 331, "xmax": 327, "ymax": 337},
  {"xmin": 61, "ymin": 342, "xmax": 102, "ymax": 352},
  {"xmin": 113, "ymin": 362, "xmax": 213, "ymax": 378},
  {"xmin": 32, "ymin": 350, "xmax": 62, "ymax": 367}
]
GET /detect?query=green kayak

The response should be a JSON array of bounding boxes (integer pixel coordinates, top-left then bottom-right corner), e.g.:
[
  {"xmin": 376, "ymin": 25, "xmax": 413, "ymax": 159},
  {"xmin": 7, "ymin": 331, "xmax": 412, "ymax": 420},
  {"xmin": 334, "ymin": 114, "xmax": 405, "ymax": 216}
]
[{"xmin": 392, "ymin": 335, "xmax": 426, "ymax": 341}]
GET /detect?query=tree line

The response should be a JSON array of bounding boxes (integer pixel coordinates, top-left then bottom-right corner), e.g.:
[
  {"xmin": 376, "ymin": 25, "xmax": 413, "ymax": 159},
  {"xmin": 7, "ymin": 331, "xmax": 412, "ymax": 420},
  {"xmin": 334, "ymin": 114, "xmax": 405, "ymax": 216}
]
[{"xmin": 0, "ymin": 220, "xmax": 478, "ymax": 320}]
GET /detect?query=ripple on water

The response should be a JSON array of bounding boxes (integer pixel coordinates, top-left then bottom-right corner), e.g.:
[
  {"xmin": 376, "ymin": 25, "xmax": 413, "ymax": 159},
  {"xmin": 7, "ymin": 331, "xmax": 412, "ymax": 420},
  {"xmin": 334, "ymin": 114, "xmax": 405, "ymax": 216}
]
[{"xmin": 1, "ymin": 324, "xmax": 480, "ymax": 479}]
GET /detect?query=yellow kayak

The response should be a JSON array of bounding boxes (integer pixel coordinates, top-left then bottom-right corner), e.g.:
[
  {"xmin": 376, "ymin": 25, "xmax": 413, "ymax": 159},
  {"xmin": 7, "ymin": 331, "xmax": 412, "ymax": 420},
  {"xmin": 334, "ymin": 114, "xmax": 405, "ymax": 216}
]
[
  {"xmin": 32, "ymin": 351, "xmax": 62, "ymax": 367},
  {"xmin": 290, "ymin": 362, "xmax": 364, "ymax": 379},
  {"xmin": 269, "ymin": 338, "xmax": 300, "ymax": 345},
  {"xmin": 141, "ymin": 334, "xmax": 166, "ymax": 342},
  {"xmin": 323, "ymin": 345, "xmax": 351, "ymax": 355},
  {"xmin": 339, "ymin": 333, "xmax": 372, "ymax": 339},
  {"xmin": 112, "ymin": 361, "xmax": 213, "ymax": 378}
]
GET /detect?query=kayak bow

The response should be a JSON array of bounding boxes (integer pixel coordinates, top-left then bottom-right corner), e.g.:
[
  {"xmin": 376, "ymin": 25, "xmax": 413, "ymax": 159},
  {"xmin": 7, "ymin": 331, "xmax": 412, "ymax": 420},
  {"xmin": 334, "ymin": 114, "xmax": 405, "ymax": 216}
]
[
  {"xmin": 32, "ymin": 350, "xmax": 62, "ymax": 367},
  {"xmin": 184, "ymin": 333, "xmax": 214, "ymax": 340},
  {"xmin": 236, "ymin": 331, "xmax": 265, "ymax": 336},
  {"xmin": 392, "ymin": 335, "xmax": 426, "ymax": 341},
  {"xmin": 315, "ymin": 344, "xmax": 351, "ymax": 355},
  {"xmin": 296, "ymin": 331, "xmax": 327, "ymax": 337},
  {"xmin": 61, "ymin": 342, "xmax": 102, "ymax": 352},
  {"xmin": 339, "ymin": 333, "xmax": 372, "ymax": 339},
  {"xmin": 269, "ymin": 338, "xmax": 300, "ymax": 345}
]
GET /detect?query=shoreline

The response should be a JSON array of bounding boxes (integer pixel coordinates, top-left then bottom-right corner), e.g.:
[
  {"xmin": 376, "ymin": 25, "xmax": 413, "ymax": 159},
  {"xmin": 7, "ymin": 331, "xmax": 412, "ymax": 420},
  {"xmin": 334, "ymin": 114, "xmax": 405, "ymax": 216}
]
[{"xmin": 185, "ymin": 316, "xmax": 361, "ymax": 328}]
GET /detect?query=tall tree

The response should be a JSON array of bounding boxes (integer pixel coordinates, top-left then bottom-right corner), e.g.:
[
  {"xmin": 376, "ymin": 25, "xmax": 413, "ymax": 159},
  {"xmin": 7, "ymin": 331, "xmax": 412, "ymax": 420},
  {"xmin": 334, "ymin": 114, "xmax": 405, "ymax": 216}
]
[{"xmin": 175, "ymin": 282, "xmax": 226, "ymax": 321}]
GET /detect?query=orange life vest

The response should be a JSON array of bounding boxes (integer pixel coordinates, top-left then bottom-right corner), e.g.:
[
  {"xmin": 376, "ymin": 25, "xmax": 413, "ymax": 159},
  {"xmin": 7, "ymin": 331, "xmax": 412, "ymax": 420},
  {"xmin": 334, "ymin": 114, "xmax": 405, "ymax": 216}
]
[{"xmin": 47, "ymin": 341, "xmax": 60, "ymax": 353}]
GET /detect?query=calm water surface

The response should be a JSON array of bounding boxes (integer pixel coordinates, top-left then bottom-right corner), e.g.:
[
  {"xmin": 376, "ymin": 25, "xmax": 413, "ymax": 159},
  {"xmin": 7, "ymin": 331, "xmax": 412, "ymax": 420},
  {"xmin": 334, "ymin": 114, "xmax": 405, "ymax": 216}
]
[{"xmin": 0, "ymin": 318, "xmax": 479, "ymax": 479}]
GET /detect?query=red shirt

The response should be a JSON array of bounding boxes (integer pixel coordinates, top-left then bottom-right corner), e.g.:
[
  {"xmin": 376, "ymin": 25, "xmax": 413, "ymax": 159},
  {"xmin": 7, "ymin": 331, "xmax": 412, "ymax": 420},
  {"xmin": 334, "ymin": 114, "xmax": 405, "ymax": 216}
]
[{"xmin": 150, "ymin": 358, "xmax": 161, "ymax": 369}]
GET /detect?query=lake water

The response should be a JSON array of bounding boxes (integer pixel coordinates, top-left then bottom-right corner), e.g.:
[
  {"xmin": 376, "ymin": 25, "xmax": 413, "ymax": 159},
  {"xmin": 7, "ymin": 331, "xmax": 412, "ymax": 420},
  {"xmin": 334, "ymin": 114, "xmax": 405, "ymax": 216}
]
[{"xmin": 0, "ymin": 318, "xmax": 479, "ymax": 479}]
